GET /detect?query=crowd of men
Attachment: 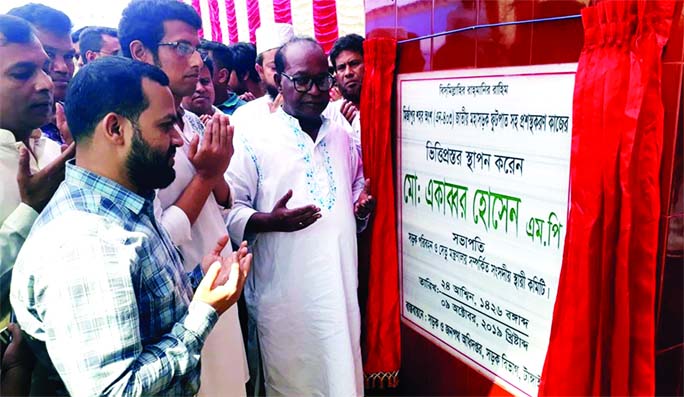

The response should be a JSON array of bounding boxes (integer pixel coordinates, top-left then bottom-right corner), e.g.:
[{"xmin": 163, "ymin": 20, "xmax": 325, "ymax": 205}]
[{"xmin": 0, "ymin": 0, "xmax": 370, "ymax": 396}]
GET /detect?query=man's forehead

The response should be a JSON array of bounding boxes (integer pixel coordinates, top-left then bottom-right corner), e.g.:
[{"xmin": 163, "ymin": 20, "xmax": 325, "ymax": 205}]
[
  {"xmin": 102, "ymin": 35, "xmax": 121, "ymax": 50},
  {"xmin": 336, "ymin": 50, "xmax": 363, "ymax": 62},
  {"xmin": 161, "ymin": 20, "xmax": 199, "ymax": 44},
  {"xmin": 0, "ymin": 39, "xmax": 48, "ymax": 69},
  {"xmin": 34, "ymin": 28, "xmax": 72, "ymax": 52},
  {"xmin": 283, "ymin": 42, "xmax": 327, "ymax": 73}
]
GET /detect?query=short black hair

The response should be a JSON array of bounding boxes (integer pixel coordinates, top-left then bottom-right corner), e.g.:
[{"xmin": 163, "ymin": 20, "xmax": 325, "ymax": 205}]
[
  {"xmin": 274, "ymin": 37, "xmax": 320, "ymax": 74},
  {"xmin": 329, "ymin": 34, "xmax": 364, "ymax": 69},
  {"xmin": 71, "ymin": 25, "xmax": 91, "ymax": 43},
  {"xmin": 65, "ymin": 56, "xmax": 169, "ymax": 143},
  {"xmin": 230, "ymin": 42, "xmax": 259, "ymax": 82},
  {"xmin": 7, "ymin": 3, "xmax": 72, "ymax": 38},
  {"xmin": 200, "ymin": 40, "xmax": 233, "ymax": 72},
  {"xmin": 202, "ymin": 56, "xmax": 214, "ymax": 77},
  {"xmin": 119, "ymin": 0, "xmax": 202, "ymax": 58},
  {"xmin": 79, "ymin": 27, "xmax": 118, "ymax": 63},
  {"xmin": 0, "ymin": 14, "xmax": 36, "ymax": 46}
]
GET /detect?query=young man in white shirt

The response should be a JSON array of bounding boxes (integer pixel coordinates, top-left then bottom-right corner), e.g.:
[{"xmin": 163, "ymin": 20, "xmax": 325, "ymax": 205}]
[{"xmin": 119, "ymin": 1, "xmax": 248, "ymax": 395}]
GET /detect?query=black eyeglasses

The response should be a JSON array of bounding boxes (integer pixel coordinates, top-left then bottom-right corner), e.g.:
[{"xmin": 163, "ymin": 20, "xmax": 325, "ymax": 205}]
[
  {"xmin": 280, "ymin": 73, "xmax": 335, "ymax": 93},
  {"xmin": 158, "ymin": 41, "xmax": 199, "ymax": 57}
]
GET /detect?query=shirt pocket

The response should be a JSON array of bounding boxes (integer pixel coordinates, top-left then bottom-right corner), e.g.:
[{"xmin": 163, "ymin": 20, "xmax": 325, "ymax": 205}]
[{"xmin": 141, "ymin": 261, "xmax": 175, "ymax": 301}]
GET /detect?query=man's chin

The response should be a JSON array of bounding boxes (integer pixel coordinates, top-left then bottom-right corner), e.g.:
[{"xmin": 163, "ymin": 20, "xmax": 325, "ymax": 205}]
[
  {"xmin": 138, "ymin": 169, "xmax": 176, "ymax": 191},
  {"xmin": 156, "ymin": 169, "xmax": 176, "ymax": 189},
  {"xmin": 172, "ymin": 84, "xmax": 196, "ymax": 100}
]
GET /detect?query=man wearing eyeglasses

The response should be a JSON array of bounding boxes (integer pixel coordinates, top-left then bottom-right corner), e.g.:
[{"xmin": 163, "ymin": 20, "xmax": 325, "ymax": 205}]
[
  {"xmin": 226, "ymin": 37, "xmax": 375, "ymax": 396},
  {"xmin": 119, "ymin": 0, "xmax": 248, "ymax": 395},
  {"xmin": 78, "ymin": 26, "xmax": 121, "ymax": 65}
]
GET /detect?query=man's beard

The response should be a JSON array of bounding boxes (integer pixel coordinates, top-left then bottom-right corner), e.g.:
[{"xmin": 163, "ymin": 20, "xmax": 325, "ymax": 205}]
[
  {"xmin": 340, "ymin": 84, "xmax": 360, "ymax": 104},
  {"xmin": 126, "ymin": 122, "xmax": 176, "ymax": 191},
  {"xmin": 266, "ymin": 83, "xmax": 279, "ymax": 100}
]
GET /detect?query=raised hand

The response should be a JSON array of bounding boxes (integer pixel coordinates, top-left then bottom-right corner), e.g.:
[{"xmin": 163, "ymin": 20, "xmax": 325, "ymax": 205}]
[
  {"xmin": 55, "ymin": 102, "xmax": 73, "ymax": 145},
  {"xmin": 268, "ymin": 190, "xmax": 321, "ymax": 232},
  {"xmin": 187, "ymin": 113, "xmax": 233, "ymax": 180},
  {"xmin": 340, "ymin": 99, "xmax": 358, "ymax": 125},
  {"xmin": 329, "ymin": 86, "xmax": 342, "ymax": 102},
  {"xmin": 194, "ymin": 248, "xmax": 251, "ymax": 316},
  {"xmin": 268, "ymin": 94, "xmax": 284, "ymax": 113},
  {"xmin": 201, "ymin": 236, "xmax": 249, "ymax": 288},
  {"xmin": 199, "ymin": 114, "xmax": 212, "ymax": 128},
  {"xmin": 354, "ymin": 178, "xmax": 375, "ymax": 220},
  {"xmin": 239, "ymin": 92, "xmax": 256, "ymax": 102},
  {"xmin": 17, "ymin": 143, "xmax": 75, "ymax": 212}
]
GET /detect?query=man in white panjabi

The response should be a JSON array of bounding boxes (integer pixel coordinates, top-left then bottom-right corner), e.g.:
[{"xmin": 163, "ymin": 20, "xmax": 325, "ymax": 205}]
[
  {"xmin": 119, "ymin": 0, "xmax": 249, "ymax": 394},
  {"xmin": 226, "ymin": 37, "xmax": 375, "ymax": 396}
]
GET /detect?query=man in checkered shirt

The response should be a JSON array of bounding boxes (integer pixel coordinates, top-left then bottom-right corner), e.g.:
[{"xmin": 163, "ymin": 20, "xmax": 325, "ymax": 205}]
[{"xmin": 10, "ymin": 56, "xmax": 251, "ymax": 396}]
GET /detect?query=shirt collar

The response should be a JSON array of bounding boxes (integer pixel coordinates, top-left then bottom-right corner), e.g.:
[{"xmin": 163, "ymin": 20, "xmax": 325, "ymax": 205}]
[
  {"xmin": 0, "ymin": 128, "xmax": 30, "ymax": 153},
  {"xmin": 0, "ymin": 128, "xmax": 17, "ymax": 147},
  {"xmin": 220, "ymin": 92, "xmax": 240, "ymax": 108},
  {"xmin": 65, "ymin": 160, "xmax": 152, "ymax": 216},
  {"xmin": 276, "ymin": 108, "xmax": 330, "ymax": 145}
]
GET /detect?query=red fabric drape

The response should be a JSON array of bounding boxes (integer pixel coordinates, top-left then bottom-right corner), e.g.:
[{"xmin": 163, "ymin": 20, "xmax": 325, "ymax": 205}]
[
  {"xmin": 312, "ymin": 0, "xmax": 339, "ymax": 53},
  {"xmin": 273, "ymin": 0, "xmax": 293, "ymax": 24},
  {"xmin": 224, "ymin": 0, "xmax": 239, "ymax": 44},
  {"xmin": 207, "ymin": 0, "xmax": 222, "ymax": 42},
  {"xmin": 246, "ymin": 0, "xmax": 261, "ymax": 43},
  {"xmin": 539, "ymin": 1, "xmax": 676, "ymax": 395},
  {"xmin": 359, "ymin": 37, "xmax": 401, "ymax": 389},
  {"xmin": 191, "ymin": 0, "xmax": 204, "ymax": 38}
]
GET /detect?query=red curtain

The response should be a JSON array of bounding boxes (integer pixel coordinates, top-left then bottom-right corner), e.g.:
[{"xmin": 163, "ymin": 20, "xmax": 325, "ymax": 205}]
[
  {"xmin": 359, "ymin": 37, "xmax": 401, "ymax": 389},
  {"xmin": 539, "ymin": 1, "xmax": 676, "ymax": 395}
]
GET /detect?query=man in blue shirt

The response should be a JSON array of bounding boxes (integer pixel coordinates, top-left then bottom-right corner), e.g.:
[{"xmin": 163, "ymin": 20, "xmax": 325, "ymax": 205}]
[
  {"xmin": 200, "ymin": 40, "xmax": 246, "ymax": 115},
  {"xmin": 10, "ymin": 56, "xmax": 251, "ymax": 396}
]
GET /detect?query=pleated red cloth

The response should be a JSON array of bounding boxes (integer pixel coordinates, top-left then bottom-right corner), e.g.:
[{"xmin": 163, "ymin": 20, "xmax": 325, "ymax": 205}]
[
  {"xmin": 359, "ymin": 36, "xmax": 401, "ymax": 389},
  {"xmin": 539, "ymin": 1, "xmax": 676, "ymax": 395}
]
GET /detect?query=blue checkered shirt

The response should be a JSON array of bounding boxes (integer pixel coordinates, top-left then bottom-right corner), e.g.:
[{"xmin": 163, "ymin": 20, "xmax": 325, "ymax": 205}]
[{"xmin": 10, "ymin": 161, "xmax": 217, "ymax": 396}]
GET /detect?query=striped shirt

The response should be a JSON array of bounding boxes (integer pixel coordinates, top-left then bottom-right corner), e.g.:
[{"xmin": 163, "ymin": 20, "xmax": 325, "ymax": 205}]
[{"xmin": 10, "ymin": 160, "xmax": 216, "ymax": 396}]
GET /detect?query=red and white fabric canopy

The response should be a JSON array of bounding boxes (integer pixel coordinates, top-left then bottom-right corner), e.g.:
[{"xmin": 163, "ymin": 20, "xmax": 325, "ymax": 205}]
[{"xmin": 184, "ymin": 0, "xmax": 365, "ymax": 52}]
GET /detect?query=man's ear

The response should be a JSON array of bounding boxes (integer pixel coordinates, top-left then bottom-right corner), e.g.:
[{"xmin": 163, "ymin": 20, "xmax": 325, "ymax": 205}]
[
  {"xmin": 274, "ymin": 73, "xmax": 282, "ymax": 88},
  {"xmin": 102, "ymin": 113, "xmax": 127, "ymax": 146},
  {"xmin": 85, "ymin": 50, "xmax": 98, "ymax": 63},
  {"xmin": 218, "ymin": 68, "xmax": 229, "ymax": 84},
  {"xmin": 255, "ymin": 63, "xmax": 266, "ymax": 80},
  {"xmin": 130, "ymin": 40, "xmax": 153, "ymax": 64}
]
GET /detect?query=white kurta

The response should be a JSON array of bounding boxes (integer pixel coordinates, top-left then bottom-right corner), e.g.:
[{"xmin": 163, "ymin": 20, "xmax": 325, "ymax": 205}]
[
  {"xmin": 226, "ymin": 108, "xmax": 365, "ymax": 397},
  {"xmin": 155, "ymin": 111, "xmax": 249, "ymax": 396}
]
